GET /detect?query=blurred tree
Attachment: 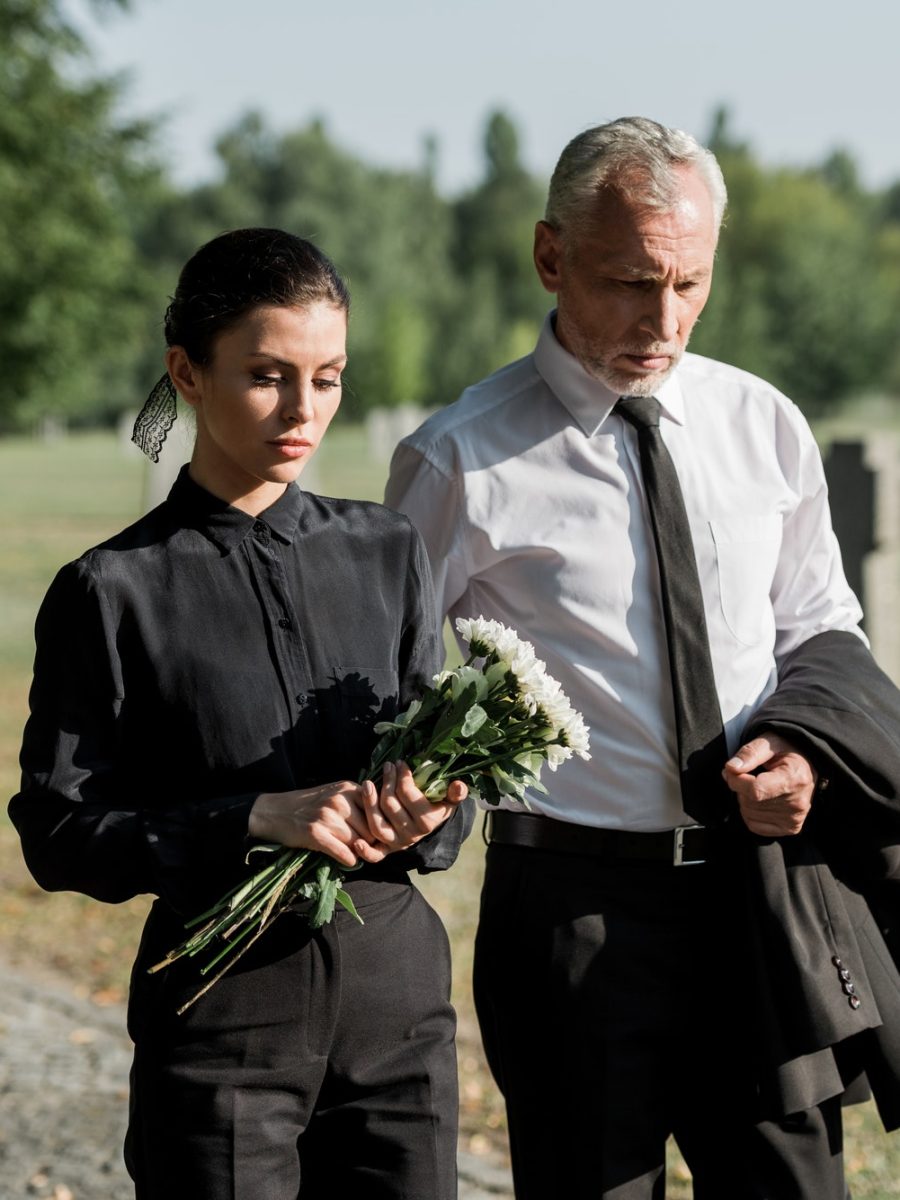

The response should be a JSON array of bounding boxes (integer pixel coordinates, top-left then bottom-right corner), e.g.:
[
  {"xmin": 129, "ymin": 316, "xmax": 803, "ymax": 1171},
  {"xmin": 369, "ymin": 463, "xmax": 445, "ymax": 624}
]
[
  {"xmin": 819, "ymin": 148, "xmax": 862, "ymax": 200},
  {"xmin": 692, "ymin": 121, "xmax": 895, "ymax": 414},
  {"xmin": 449, "ymin": 109, "xmax": 547, "ymax": 377},
  {"xmin": 0, "ymin": 0, "xmax": 159, "ymax": 429},
  {"xmin": 874, "ymin": 186, "xmax": 900, "ymax": 394},
  {"xmin": 141, "ymin": 112, "xmax": 463, "ymax": 418}
]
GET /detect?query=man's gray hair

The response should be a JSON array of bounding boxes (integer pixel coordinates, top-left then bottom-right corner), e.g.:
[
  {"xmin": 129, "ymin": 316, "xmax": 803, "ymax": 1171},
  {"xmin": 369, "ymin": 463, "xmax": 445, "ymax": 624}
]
[{"xmin": 545, "ymin": 116, "xmax": 727, "ymax": 235}]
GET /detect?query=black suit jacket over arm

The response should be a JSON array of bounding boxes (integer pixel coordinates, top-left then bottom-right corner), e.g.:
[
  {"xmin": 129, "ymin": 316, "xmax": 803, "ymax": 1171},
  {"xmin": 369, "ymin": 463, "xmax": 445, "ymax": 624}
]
[{"xmin": 737, "ymin": 629, "xmax": 900, "ymax": 1127}]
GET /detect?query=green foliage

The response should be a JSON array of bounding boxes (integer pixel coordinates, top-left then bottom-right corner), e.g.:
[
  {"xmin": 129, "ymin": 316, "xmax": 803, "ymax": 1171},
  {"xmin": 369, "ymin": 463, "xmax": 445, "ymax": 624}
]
[
  {"xmin": 0, "ymin": 0, "xmax": 160, "ymax": 429},
  {"xmin": 3, "ymin": 20, "xmax": 900, "ymax": 431},
  {"xmin": 693, "ymin": 113, "xmax": 900, "ymax": 414}
]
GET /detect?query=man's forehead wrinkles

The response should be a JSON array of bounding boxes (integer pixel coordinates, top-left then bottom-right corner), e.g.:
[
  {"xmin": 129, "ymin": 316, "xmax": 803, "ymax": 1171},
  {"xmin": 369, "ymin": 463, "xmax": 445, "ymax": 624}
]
[{"xmin": 584, "ymin": 254, "xmax": 714, "ymax": 280}]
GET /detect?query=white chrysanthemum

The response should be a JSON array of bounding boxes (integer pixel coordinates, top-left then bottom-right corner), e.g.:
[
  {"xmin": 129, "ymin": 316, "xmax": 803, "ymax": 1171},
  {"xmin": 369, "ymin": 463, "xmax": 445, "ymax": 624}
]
[
  {"xmin": 560, "ymin": 712, "xmax": 591, "ymax": 759},
  {"xmin": 456, "ymin": 615, "xmax": 535, "ymax": 670},
  {"xmin": 508, "ymin": 649, "xmax": 549, "ymax": 715},
  {"xmin": 540, "ymin": 686, "xmax": 588, "ymax": 729},
  {"xmin": 545, "ymin": 742, "xmax": 574, "ymax": 771},
  {"xmin": 490, "ymin": 624, "xmax": 525, "ymax": 664},
  {"xmin": 455, "ymin": 611, "xmax": 590, "ymax": 757},
  {"xmin": 455, "ymin": 616, "xmax": 501, "ymax": 655}
]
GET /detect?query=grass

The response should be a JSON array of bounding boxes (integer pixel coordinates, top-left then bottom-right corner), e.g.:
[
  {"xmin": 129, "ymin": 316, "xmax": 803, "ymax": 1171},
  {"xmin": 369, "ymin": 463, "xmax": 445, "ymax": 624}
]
[{"xmin": 2, "ymin": 426, "xmax": 900, "ymax": 1195}]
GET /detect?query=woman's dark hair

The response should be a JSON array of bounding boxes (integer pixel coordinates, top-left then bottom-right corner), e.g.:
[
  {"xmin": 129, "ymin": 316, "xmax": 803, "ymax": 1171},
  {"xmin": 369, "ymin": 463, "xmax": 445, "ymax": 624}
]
[{"xmin": 164, "ymin": 227, "xmax": 350, "ymax": 364}]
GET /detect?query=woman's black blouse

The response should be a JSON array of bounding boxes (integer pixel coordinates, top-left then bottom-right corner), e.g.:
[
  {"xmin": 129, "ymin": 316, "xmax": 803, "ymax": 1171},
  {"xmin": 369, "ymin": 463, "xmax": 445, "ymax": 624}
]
[{"xmin": 9, "ymin": 468, "xmax": 472, "ymax": 916}]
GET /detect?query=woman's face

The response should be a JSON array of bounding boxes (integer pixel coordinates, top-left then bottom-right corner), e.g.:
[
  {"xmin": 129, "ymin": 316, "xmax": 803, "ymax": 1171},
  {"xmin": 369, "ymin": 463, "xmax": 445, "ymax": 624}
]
[{"xmin": 169, "ymin": 301, "xmax": 347, "ymax": 515}]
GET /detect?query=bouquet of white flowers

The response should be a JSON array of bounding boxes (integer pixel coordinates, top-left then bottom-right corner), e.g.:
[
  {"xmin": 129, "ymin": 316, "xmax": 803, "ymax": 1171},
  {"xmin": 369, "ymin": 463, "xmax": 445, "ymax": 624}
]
[{"xmin": 151, "ymin": 617, "xmax": 590, "ymax": 1011}]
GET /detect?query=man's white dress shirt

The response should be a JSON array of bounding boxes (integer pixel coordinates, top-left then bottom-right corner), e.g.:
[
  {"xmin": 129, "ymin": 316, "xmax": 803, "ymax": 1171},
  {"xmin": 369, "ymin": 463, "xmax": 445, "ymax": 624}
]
[{"xmin": 385, "ymin": 315, "xmax": 864, "ymax": 831}]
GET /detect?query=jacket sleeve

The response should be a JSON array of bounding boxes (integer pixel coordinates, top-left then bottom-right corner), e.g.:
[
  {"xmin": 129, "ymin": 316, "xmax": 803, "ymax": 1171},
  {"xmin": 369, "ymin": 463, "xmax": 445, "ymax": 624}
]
[
  {"xmin": 8, "ymin": 559, "xmax": 257, "ymax": 912},
  {"xmin": 747, "ymin": 629, "xmax": 900, "ymax": 812}
]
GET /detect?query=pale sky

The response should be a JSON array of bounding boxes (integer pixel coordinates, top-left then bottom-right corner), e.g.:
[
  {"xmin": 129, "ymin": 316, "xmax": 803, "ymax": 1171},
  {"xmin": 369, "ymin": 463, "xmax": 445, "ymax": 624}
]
[{"xmin": 67, "ymin": 0, "xmax": 899, "ymax": 195}]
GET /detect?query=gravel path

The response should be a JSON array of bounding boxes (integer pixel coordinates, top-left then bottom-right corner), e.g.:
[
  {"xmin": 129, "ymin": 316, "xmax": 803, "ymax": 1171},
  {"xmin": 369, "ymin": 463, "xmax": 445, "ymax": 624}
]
[{"xmin": 0, "ymin": 960, "xmax": 513, "ymax": 1199}]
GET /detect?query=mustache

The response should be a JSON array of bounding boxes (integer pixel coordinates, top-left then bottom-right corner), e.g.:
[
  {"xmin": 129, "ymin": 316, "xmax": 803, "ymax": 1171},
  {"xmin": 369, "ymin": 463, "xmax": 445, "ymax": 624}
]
[{"xmin": 614, "ymin": 344, "xmax": 680, "ymax": 357}]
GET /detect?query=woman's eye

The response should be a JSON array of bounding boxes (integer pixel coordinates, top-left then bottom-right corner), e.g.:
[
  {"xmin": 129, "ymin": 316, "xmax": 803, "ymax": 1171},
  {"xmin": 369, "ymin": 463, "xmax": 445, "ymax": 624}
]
[
  {"xmin": 314, "ymin": 378, "xmax": 341, "ymax": 392},
  {"xmin": 252, "ymin": 374, "xmax": 283, "ymax": 387}
]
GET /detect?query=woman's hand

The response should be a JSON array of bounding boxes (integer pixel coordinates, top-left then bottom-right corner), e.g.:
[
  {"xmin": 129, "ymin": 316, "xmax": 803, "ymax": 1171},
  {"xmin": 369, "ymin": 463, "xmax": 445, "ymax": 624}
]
[
  {"xmin": 248, "ymin": 782, "xmax": 390, "ymax": 868},
  {"xmin": 361, "ymin": 761, "xmax": 468, "ymax": 852}
]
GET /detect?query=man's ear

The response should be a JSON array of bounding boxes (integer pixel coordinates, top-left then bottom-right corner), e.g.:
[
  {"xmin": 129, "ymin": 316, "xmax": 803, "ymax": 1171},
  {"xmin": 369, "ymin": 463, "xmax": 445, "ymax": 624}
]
[
  {"xmin": 533, "ymin": 221, "xmax": 564, "ymax": 295},
  {"xmin": 165, "ymin": 346, "xmax": 202, "ymax": 410}
]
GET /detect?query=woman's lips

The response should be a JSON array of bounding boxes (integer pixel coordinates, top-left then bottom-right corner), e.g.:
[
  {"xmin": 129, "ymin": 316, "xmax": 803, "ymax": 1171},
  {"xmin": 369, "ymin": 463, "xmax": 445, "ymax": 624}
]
[{"xmin": 269, "ymin": 440, "xmax": 312, "ymax": 459}]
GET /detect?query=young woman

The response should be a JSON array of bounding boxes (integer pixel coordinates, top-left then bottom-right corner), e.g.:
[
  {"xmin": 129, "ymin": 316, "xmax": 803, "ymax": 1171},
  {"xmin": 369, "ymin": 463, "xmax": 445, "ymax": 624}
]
[{"xmin": 10, "ymin": 228, "xmax": 471, "ymax": 1199}]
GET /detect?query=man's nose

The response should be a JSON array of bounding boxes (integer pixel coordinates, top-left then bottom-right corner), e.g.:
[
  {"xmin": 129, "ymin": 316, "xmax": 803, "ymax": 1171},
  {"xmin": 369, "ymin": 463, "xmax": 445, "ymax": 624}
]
[{"xmin": 639, "ymin": 289, "xmax": 678, "ymax": 344}]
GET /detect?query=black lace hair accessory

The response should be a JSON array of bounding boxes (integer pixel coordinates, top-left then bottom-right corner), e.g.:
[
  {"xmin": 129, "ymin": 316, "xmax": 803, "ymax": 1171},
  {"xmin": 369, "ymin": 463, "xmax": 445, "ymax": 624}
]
[{"xmin": 132, "ymin": 373, "xmax": 178, "ymax": 463}]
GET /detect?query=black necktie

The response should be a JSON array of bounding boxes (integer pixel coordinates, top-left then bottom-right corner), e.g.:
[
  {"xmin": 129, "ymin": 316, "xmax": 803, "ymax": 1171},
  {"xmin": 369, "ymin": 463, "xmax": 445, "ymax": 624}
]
[{"xmin": 616, "ymin": 395, "xmax": 731, "ymax": 826}]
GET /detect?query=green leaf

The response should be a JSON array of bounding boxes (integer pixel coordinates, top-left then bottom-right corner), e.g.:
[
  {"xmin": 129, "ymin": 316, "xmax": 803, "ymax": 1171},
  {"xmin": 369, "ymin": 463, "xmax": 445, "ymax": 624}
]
[
  {"xmin": 335, "ymin": 888, "xmax": 364, "ymax": 924},
  {"xmin": 309, "ymin": 862, "xmax": 341, "ymax": 928},
  {"xmin": 490, "ymin": 764, "xmax": 527, "ymax": 798},
  {"xmin": 460, "ymin": 703, "xmax": 488, "ymax": 738},
  {"xmin": 450, "ymin": 666, "xmax": 489, "ymax": 702},
  {"xmin": 485, "ymin": 660, "xmax": 513, "ymax": 690}
]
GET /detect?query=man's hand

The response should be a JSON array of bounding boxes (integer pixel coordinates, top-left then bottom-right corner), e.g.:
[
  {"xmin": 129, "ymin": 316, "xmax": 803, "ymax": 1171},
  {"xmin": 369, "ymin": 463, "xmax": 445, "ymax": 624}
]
[
  {"xmin": 248, "ymin": 782, "xmax": 390, "ymax": 868},
  {"xmin": 722, "ymin": 732, "xmax": 818, "ymax": 837},
  {"xmin": 362, "ymin": 760, "xmax": 468, "ymax": 852}
]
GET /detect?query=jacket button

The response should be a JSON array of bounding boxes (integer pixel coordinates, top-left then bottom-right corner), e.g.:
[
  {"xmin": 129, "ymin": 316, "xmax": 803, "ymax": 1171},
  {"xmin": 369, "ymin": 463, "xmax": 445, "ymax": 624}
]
[
  {"xmin": 842, "ymin": 982, "xmax": 856, "ymax": 996},
  {"xmin": 839, "ymin": 969, "xmax": 852, "ymax": 982},
  {"xmin": 832, "ymin": 956, "xmax": 843, "ymax": 968},
  {"xmin": 849, "ymin": 995, "xmax": 861, "ymax": 1010}
]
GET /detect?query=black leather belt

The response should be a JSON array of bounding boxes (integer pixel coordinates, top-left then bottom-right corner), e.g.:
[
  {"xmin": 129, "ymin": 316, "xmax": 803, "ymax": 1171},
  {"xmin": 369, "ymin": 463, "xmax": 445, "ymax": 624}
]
[{"xmin": 486, "ymin": 809, "xmax": 713, "ymax": 866}]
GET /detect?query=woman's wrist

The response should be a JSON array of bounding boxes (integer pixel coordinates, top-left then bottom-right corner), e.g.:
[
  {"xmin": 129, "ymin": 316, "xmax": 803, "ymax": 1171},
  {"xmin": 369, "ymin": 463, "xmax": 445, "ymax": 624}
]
[{"xmin": 247, "ymin": 792, "xmax": 276, "ymax": 841}]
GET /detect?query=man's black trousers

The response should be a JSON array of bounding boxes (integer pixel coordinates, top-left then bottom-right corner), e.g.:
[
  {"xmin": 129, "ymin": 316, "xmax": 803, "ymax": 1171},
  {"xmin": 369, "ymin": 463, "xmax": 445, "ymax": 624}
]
[{"xmin": 474, "ymin": 840, "xmax": 849, "ymax": 1199}]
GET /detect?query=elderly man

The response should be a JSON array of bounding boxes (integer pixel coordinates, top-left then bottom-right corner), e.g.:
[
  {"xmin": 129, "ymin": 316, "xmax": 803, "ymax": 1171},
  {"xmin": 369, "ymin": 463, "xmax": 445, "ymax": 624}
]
[{"xmin": 386, "ymin": 117, "xmax": 900, "ymax": 1197}]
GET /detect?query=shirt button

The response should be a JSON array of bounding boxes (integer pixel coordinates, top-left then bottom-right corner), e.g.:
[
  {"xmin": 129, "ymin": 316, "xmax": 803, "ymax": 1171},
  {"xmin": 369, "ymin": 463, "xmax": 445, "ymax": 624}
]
[{"xmin": 278, "ymin": 617, "xmax": 291, "ymax": 630}]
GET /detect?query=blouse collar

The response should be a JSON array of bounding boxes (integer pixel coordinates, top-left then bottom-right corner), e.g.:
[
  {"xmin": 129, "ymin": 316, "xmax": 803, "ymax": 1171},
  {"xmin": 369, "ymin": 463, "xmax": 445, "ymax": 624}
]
[{"xmin": 166, "ymin": 466, "xmax": 304, "ymax": 553}]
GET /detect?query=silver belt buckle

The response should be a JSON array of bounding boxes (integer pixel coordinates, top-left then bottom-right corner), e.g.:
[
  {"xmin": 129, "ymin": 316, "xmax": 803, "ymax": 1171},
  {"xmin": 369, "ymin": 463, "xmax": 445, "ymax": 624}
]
[{"xmin": 673, "ymin": 825, "xmax": 705, "ymax": 866}]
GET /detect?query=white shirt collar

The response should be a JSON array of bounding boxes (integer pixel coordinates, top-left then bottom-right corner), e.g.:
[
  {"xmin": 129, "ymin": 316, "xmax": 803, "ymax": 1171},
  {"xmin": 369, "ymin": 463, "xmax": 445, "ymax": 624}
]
[{"xmin": 533, "ymin": 311, "xmax": 685, "ymax": 436}]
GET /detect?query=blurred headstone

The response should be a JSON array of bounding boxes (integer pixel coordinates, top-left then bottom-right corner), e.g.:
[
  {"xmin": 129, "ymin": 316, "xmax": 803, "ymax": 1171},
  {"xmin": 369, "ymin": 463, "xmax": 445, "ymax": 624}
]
[
  {"xmin": 118, "ymin": 410, "xmax": 142, "ymax": 457},
  {"xmin": 366, "ymin": 405, "xmax": 431, "ymax": 463},
  {"xmin": 824, "ymin": 442, "xmax": 876, "ymax": 622},
  {"xmin": 37, "ymin": 415, "xmax": 66, "ymax": 443},
  {"xmin": 825, "ymin": 436, "xmax": 900, "ymax": 683}
]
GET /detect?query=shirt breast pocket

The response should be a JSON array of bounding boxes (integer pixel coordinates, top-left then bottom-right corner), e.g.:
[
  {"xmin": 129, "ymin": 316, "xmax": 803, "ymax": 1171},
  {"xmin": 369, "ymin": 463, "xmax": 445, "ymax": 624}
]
[{"xmin": 709, "ymin": 515, "xmax": 783, "ymax": 647}]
